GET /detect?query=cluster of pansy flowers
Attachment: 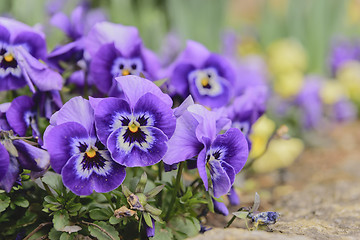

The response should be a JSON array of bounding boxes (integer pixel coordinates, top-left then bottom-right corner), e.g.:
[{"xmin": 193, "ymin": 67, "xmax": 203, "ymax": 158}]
[{"xmin": 0, "ymin": 8, "xmax": 272, "ymax": 237}]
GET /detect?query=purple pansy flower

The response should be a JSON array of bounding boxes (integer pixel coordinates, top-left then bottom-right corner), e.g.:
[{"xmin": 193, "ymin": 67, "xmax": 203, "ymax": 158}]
[
  {"xmin": 33, "ymin": 90, "xmax": 63, "ymax": 120},
  {"xmin": 44, "ymin": 97, "xmax": 126, "ymax": 195},
  {"xmin": 295, "ymin": 77, "xmax": 323, "ymax": 129},
  {"xmin": 226, "ymin": 86, "xmax": 267, "ymax": 149},
  {"xmin": 166, "ymin": 40, "xmax": 235, "ymax": 108},
  {"xmin": 85, "ymin": 22, "xmax": 160, "ymax": 96},
  {"xmin": 213, "ymin": 198, "xmax": 229, "ymax": 216},
  {"xmin": 331, "ymin": 98, "xmax": 357, "ymax": 122},
  {"xmin": 328, "ymin": 38, "xmax": 360, "ymax": 76},
  {"xmin": 48, "ymin": 4, "xmax": 107, "ymax": 87},
  {"xmin": 163, "ymin": 104, "xmax": 248, "ymax": 198},
  {"xmin": 0, "ymin": 130, "xmax": 49, "ymax": 192},
  {"xmin": 5, "ymin": 95, "xmax": 41, "ymax": 142},
  {"xmin": 0, "ymin": 18, "xmax": 62, "ymax": 92},
  {"xmin": 93, "ymin": 75, "xmax": 176, "ymax": 167}
]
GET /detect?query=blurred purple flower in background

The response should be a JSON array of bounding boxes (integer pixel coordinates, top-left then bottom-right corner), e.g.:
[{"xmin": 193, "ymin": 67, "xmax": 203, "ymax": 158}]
[
  {"xmin": 166, "ymin": 40, "xmax": 235, "ymax": 108},
  {"xmin": 85, "ymin": 22, "xmax": 160, "ymax": 96}
]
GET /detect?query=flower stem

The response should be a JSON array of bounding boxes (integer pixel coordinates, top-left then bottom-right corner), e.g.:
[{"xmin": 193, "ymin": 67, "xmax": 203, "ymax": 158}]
[
  {"xmin": 164, "ymin": 162, "xmax": 184, "ymax": 221},
  {"xmin": 81, "ymin": 221, "xmax": 116, "ymax": 240},
  {"xmin": 23, "ymin": 222, "xmax": 52, "ymax": 240},
  {"xmin": 225, "ymin": 207, "xmax": 243, "ymax": 228}
]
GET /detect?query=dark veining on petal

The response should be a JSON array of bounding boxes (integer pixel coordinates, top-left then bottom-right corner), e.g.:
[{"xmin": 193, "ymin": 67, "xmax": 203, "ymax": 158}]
[
  {"xmin": 136, "ymin": 114, "xmax": 149, "ymax": 126},
  {"xmin": 119, "ymin": 115, "xmax": 130, "ymax": 126},
  {"xmin": 122, "ymin": 128, "xmax": 147, "ymax": 146},
  {"xmin": 81, "ymin": 151, "xmax": 106, "ymax": 171}
]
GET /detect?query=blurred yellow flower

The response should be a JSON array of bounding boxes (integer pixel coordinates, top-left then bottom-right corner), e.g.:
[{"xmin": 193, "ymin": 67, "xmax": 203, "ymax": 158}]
[
  {"xmin": 252, "ymin": 138, "xmax": 304, "ymax": 173},
  {"xmin": 337, "ymin": 61, "xmax": 360, "ymax": 104},
  {"xmin": 249, "ymin": 115, "xmax": 276, "ymax": 159},
  {"xmin": 320, "ymin": 81, "xmax": 347, "ymax": 105},
  {"xmin": 267, "ymin": 39, "xmax": 307, "ymax": 76},
  {"xmin": 347, "ymin": 0, "xmax": 360, "ymax": 24},
  {"xmin": 273, "ymin": 71, "xmax": 304, "ymax": 98},
  {"xmin": 237, "ymin": 36, "xmax": 262, "ymax": 57}
]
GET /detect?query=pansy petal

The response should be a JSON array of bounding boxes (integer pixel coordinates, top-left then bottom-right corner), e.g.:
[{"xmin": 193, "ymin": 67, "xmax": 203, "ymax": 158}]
[
  {"xmin": 211, "ymin": 128, "xmax": 249, "ymax": 173},
  {"xmin": 228, "ymin": 186, "xmax": 240, "ymax": 206},
  {"xmin": 134, "ymin": 92, "xmax": 176, "ymax": 138},
  {"xmin": 213, "ymin": 198, "xmax": 229, "ymax": 216},
  {"xmin": 116, "ymin": 75, "xmax": 173, "ymax": 108},
  {"xmin": 197, "ymin": 147, "xmax": 208, "ymax": 190},
  {"xmin": 0, "ymin": 144, "xmax": 9, "ymax": 182},
  {"xmin": 187, "ymin": 104, "xmax": 218, "ymax": 143},
  {"xmin": 141, "ymin": 48, "xmax": 161, "ymax": 80},
  {"xmin": 0, "ymin": 25, "xmax": 10, "ymax": 43},
  {"xmin": 56, "ymin": 96, "xmax": 95, "ymax": 135},
  {"xmin": 85, "ymin": 22, "xmax": 141, "ymax": 57},
  {"xmin": 203, "ymin": 54, "xmax": 236, "ymax": 84},
  {"xmin": 44, "ymin": 122, "xmax": 89, "ymax": 173},
  {"xmin": 61, "ymin": 152, "xmax": 126, "ymax": 196},
  {"xmin": 50, "ymin": 12, "xmax": 71, "ymax": 37},
  {"xmin": 94, "ymin": 97, "xmax": 131, "ymax": 144},
  {"xmin": 6, "ymin": 95, "xmax": 34, "ymax": 136},
  {"xmin": 13, "ymin": 31, "xmax": 47, "ymax": 59},
  {"xmin": 0, "ymin": 75, "xmax": 27, "ymax": 91},
  {"xmin": 93, "ymin": 155, "xmax": 126, "ymax": 193},
  {"xmin": 189, "ymin": 76, "xmax": 232, "ymax": 108},
  {"xmin": 220, "ymin": 161, "xmax": 235, "ymax": 184},
  {"xmin": 61, "ymin": 154, "xmax": 94, "ymax": 195},
  {"xmin": 14, "ymin": 46, "xmax": 63, "ymax": 92},
  {"xmin": 90, "ymin": 42, "xmax": 118, "ymax": 94},
  {"xmin": 168, "ymin": 40, "xmax": 210, "ymax": 72},
  {"xmin": 162, "ymin": 111, "xmax": 203, "ymax": 165},
  {"xmin": 70, "ymin": 6, "xmax": 85, "ymax": 39},
  {"xmin": 0, "ymin": 156, "xmax": 19, "ymax": 192},
  {"xmin": 173, "ymin": 95, "xmax": 194, "ymax": 118},
  {"xmin": 208, "ymin": 160, "xmax": 231, "ymax": 198},
  {"xmin": 13, "ymin": 140, "xmax": 49, "ymax": 172},
  {"xmin": 170, "ymin": 63, "xmax": 194, "ymax": 97},
  {"xmin": 107, "ymin": 126, "xmax": 168, "ymax": 167}
]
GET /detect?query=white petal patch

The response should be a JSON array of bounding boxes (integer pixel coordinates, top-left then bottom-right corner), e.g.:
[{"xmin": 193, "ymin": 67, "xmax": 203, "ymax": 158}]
[{"xmin": 189, "ymin": 67, "xmax": 224, "ymax": 96}]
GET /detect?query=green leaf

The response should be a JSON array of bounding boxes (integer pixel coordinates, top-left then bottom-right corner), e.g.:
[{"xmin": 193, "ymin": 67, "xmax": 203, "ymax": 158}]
[
  {"xmin": 44, "ymin": 196, "xmax": 57, "ymax": 204},
  {"xmin": 48, "ymin": 227, "xmax": 62, "ymax": 240},
  {"xmin": 232, "ymin": 211, "xmax": 250, "ymax": 219},
  {"xmin": 53, "ymin": 210, "xmax": 70, "ymax": 231},
  {"xmin": 180, "ymin": 188, "xmax": 192, "ymax": 203},
  {"xmin": 170, "ymin": 216, "xmax": 200, "ymax": 239},
  {"xmin": 13, "ymin": 196, "xmax": 29, "ymax": 208},
  {"xmin": 67, "ymin": 203, "xmax": 82, "ymax": 213},
  {"xmin": 153, "ymin": 78, "xmax": 168, "ymax": 87},
  {"xmin": 135, "ymin": 172, "xmax": 148, "ymax": 193},
  {"xmin": 0, "ymin": 194, "xmax": 10, "ymax": 212},
  {"xmin": 109, "ymin": 215, "xmax": 122, "ymax": 225},
  {"xmin": 89, "ymin": 208, "xmax": 112, "ymax": 220},
  {"xmin": 152, "ymin": 223, "xmax": 173, "ymax": 240},
  {"xmin": 145, "ymin": 184, "xmax": 165, "ymax": 199},
  {"xmin": 42, "ymin": 172, "xmax": 64, "ymax": 194},
  {"xmin": 60, "ymin": 232, "xmax": 72, "ymax": 240},
  {"xmin": 205, "ymin": 193, "xmax": 214, "ymax": 213},
  {"xmin": 15, "ymin": 210, "xmax": 37, "ymax": 227},
  {"xmin": 143, "ymin": 212, "xmax": 153, "ymax": 228},
  {"xmin": 88, "ymin": 221, "xmax": 120, "ymax": 240}
]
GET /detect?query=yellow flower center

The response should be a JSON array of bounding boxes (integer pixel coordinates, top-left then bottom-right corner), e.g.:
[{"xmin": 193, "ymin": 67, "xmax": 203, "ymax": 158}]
[
  {"xmin": 122, "ymin": 69, "xmax": 130, "ymax": 76},
  {"xmin": 86, "ymin": 148, "xmax": 96, "ymax": 158},
  {"xmin": 128, "ymin": 122, "xmax": 139, "ymax": 133},
  {"xmin": 201, "ymin": 77, "xmax": 209, "ymax": 87},
  {"xmin": 4, "ymin": 54, "xmax": 14, "ymax": 62}
]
